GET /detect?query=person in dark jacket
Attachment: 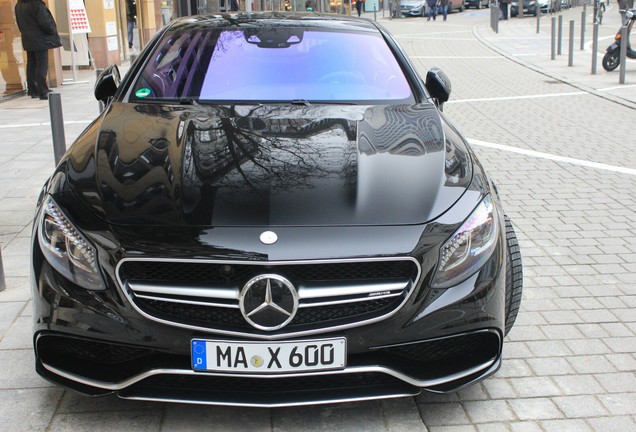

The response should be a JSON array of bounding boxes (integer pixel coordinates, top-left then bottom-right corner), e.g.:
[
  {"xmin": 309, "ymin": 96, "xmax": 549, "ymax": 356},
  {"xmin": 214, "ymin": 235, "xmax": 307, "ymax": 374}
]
[
  {"xmin": 14, "ymin": 0, "xmax": 62, "ymax": 100},
  {"xmin": 126, "ymin": 0, "xmax": 136, "ymax": 49}
]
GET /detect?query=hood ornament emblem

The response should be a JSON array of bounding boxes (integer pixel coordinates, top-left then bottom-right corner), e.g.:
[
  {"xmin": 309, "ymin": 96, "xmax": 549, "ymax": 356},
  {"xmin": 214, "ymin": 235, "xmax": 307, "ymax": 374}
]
[{"xmin": 260, "ymin": 231, "xmax": 278, "ymax": 245}]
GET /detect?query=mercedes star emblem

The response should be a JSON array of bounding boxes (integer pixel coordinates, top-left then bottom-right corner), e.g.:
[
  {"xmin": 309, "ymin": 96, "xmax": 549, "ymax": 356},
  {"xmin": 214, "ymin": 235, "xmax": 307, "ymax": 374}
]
[
  {"xmin": 239, "ymin": 274, "xmax": 299, "ymax": 331},
  {"xmin": 259, "ymin": 231, "xmax": 278, "ymax": 245}
]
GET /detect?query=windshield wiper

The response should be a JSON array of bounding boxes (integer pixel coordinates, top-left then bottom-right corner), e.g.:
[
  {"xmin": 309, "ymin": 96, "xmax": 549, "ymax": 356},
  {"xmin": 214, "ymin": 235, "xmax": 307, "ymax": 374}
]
[
  {"xmin": 291, "ymin": 99, "xmax": 312, "ymax": 106},
  {"xmin": 177, "ymin": 97, "xmax": 199, "ymax": 106}
]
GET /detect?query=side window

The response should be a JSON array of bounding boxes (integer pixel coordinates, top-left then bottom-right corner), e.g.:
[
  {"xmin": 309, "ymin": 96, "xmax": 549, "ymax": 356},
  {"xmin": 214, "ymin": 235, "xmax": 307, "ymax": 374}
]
[{"xmin": 132, "ymin": 31, "xmax": 215, "ymax": 99}]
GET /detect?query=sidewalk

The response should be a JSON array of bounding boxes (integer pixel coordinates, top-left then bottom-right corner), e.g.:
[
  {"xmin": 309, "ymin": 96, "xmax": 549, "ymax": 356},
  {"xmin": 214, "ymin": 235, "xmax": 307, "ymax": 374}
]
[{"xmin": 472, "ymin": 4, "xmax": 636, "ymax": 109}]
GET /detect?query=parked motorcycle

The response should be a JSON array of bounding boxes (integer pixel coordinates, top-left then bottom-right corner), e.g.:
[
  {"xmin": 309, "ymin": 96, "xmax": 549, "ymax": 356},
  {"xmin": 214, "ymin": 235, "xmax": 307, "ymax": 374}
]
[{"xmin": 602, "ymin": 9, "xmax": 636, "ymax": 71}]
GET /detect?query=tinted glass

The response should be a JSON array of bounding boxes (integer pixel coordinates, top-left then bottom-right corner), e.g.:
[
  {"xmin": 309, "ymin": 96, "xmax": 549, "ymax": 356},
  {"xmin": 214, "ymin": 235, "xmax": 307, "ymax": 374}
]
[{"xmin": 130, "ymin": 26, "xmax": 414, "ymax": 103}]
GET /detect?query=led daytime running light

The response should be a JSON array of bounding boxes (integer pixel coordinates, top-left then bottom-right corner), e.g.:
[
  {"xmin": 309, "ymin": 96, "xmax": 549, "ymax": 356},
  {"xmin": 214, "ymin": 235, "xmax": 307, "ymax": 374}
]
[{"xmin": 44, "ymin": 200, "xmax": 97, "ymax": 270}]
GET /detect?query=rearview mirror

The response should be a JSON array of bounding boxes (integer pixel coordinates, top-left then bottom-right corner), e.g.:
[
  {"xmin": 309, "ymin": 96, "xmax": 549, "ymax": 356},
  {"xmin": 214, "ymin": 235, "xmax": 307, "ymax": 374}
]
[
  {"xmin": 94, "ymin": 65, "xmax": 121, "ymax": 103},
  {"xmin": 425, "ymin": 68, "xmax": 451, "ymax": 110}
]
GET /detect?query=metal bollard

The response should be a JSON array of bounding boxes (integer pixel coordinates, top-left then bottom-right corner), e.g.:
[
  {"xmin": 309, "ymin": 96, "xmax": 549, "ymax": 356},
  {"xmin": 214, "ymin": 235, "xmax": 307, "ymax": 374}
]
[
  {"xmin": 537, "ymin": 6, "xmax": 541, "ymax": 33},
  {"xmin": 592, "ymin": 22, "xmax": 599, "ymax": 74},
  {"xmin": 619, "ymin": 25, "xmax": 627, "ymax": 84},
  {"xmin": 49, "ymin": 93, "xmax": 66, "ymax": 165},
  {"xmin": 551, "ymin": 16, "xmax": 556, "ymax": 60},
  {"xmin": 374, "ymin": 4, "xmax": 377, "ymax": 20},
  {"xmin": 580, "ymin": 9, "xmax": 585, "ymax": 50},
  {"xmin": 568, "ymin": 19, "xmax": 575, "ymax": 66},
  {"xmin": 0, "ymin": 246, "xmax": 6, "ymax": 292},
  {"xmin": 558, "ymin": 14, "xmax": 563, "ymax": 55}
]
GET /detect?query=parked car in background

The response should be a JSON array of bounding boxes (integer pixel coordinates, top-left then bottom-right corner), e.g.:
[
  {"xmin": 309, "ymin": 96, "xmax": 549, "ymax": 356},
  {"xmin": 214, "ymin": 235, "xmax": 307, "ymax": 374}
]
[
  {"xmin": 449, "ymin": 0, "xmax": 465, "ymax": 12},
  {"xmin": 536, "ymin": 0, "xmax": 555, "ymax": 13},
  {"xmin": 510, "ymin": 0, "xmax": 538, "ymax": 16},
  {"xmin": 464, "ymin": 0, "xmax": 489, "ymax": 9},
  {"xmin": 32, "ymin": 12, "xmax": 522, "ymax": 407},
  {"xmin": 401, "ymin": 0, "xmax": 427, "ymax": 16}
]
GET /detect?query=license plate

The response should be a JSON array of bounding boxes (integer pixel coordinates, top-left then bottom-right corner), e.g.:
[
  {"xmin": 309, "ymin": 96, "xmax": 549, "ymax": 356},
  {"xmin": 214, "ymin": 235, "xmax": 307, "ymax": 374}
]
[{"xmin": 191, "ymin": 338, "xmax": 346, "ymax": 373}]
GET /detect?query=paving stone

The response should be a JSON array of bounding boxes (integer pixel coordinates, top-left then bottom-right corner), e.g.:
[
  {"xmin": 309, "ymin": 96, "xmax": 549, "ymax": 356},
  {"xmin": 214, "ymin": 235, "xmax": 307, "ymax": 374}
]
[
  {"xmin": 507, "ymin": 398, "xmax": 562, "ymax": 421},
  {"xmin": 509, "ymin": 422, "xmax": 543, "ymax": 432},
  {"xmin": 552, "ymin": 395, "xmax": 610, "ymax": 418},
  {"xmin": 526, "ymin": 357, "xmax": 575, "ymax": 376},
  {"xmin": 418, "ymin": 402, "xmax": 468, "ymax": 427},
  {"xmin": 463, "ymin": 400, "xmax": 516, "ymax": 423},
  {"xmin": 510, "ymin": 377, "xmax": 562, "ymax": 398},
  {"xmin": 539, "ymin": 419, "xmax": 593, "ymax": 432},
  {"xmin": 49, "ymin": 411, "xmax": 163, "ymax": 432},
  {"xmin": 585, "ymin": 416, "xmax": 636, "ymax": 432},
  {"xmin": 162, "ymin": 404, "xmax": 270, "ymax": 431},
  {"xmin": 597, "ymin": 393, "xmax": 636, "ymax": 416},
  {"xmin": 0, "ymin": 388, "xmax": 63, "ymax": 432}
]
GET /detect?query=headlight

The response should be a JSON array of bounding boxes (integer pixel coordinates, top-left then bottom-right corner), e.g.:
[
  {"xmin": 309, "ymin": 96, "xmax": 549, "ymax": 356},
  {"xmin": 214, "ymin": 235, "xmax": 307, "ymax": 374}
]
[
  {"xmin": 431, "ymin": 195, "xmax": 499, "ymax": 289},
  {"xmin": 38, "ymin": 196, "xmax": 106, "ymax": 290}
]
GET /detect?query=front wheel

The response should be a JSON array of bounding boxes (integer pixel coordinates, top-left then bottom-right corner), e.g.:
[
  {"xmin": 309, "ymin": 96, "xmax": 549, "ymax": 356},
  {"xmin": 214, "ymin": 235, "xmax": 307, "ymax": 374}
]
[
  {"xmin": 602, "ymin": 50, "xmax": 620, "ymax": 71},
  {"xmin": 504, "ymin": 216, "xmax": 523, "ymax": 336}
]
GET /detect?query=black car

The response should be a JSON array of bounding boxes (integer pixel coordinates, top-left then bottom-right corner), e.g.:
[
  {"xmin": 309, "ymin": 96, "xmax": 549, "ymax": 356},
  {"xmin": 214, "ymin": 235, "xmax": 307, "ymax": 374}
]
[
  {"xmin": 464, "ymin": 0, "xmax": 489, "ymax": 9},
  {"xmin": 32, "ymin": 12, "xmax": 522, "ymax": 407}
]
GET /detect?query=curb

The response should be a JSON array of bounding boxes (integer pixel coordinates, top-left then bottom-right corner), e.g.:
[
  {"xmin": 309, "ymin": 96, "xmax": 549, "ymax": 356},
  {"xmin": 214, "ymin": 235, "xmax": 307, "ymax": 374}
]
[{"xmin": 472, "ymin": 21, "xmax": 636, "ymax": 110}]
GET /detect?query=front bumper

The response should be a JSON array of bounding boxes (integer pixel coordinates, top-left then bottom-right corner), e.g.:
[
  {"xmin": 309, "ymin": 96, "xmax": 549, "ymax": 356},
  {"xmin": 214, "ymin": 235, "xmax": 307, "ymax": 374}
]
[
  {"xmin": 32, "ymin": 232, "xmax": 506, "ymax": 407},
  {"xmin": 401, "ymin": 8, "xmax": 425, "ymax": 16}
]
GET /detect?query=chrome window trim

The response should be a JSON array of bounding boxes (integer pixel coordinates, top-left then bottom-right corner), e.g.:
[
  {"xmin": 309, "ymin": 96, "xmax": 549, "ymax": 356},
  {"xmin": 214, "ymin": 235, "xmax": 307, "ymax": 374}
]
[{"xmin": 115, "ymin": 257, "xmax": 421, "ymax": 341}]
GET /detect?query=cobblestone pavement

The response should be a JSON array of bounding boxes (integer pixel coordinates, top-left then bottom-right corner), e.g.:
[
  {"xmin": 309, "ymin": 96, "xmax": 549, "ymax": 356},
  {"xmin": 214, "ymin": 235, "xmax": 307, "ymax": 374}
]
[{"xmin": 1, "ymin": 6, "xmax": 635, "ymax": 431}]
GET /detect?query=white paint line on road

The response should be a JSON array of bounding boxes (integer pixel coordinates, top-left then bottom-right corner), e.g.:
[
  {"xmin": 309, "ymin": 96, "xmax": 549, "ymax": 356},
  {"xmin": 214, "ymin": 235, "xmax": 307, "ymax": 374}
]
[
  {"xmin": 447, "ymin": 91, "xmax": 588, "ymax": 104},
  {"xmin": 598, "ymin": 83, "xmax": 636, "ymax": 92},
  {"xmin": 410, "ymin": 55, "xmax": 502, "ymax": 59},
  {"xmin": 468, "ymin": 138, "xmax": 636, "ymax": 176},
  {"xmin": 0, "ymin": 120, "xmax": 92, "ymax": 129}
]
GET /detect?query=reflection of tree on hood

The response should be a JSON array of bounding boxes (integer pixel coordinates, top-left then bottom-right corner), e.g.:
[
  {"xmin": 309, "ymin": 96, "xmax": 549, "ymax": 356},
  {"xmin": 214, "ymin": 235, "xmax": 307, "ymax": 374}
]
[{"xmin": 183, "ymin": 105, "xmax": 355, "ymax": 190}]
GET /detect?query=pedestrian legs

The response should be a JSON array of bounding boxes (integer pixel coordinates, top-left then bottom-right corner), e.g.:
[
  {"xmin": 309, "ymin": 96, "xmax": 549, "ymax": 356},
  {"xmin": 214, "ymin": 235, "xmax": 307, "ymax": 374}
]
[{"xmin": 26, "ymin": 50, "xmax": 49, "ymax": 98}]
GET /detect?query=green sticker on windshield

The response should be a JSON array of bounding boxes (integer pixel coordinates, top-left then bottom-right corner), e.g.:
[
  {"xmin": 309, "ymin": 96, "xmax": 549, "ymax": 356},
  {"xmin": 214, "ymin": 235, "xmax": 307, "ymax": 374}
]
[{"xmin": 135, "ymin": 88, "xmax": 151, "ymax": 98}]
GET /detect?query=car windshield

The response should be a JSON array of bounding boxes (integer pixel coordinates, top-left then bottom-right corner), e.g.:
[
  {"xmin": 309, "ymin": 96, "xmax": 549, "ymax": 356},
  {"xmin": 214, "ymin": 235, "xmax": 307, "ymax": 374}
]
[{"xmin": 129, "ymin": 25, "xmax": 414, "ymax": 104}]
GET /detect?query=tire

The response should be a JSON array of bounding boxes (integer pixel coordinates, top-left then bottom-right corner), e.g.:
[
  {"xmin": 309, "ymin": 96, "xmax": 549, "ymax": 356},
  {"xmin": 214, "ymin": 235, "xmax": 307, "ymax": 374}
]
[
  {"xmin": 504, "ymin": 216, "xmax": 523, "ymax": 336},
  {"xmin": 602, "ymin": 50, "xmax": 620, "ymax": 72}
]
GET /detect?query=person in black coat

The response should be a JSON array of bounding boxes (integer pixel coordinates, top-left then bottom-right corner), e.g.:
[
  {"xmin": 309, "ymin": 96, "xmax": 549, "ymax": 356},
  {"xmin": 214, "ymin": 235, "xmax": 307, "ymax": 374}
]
[{"xmin": 14, "ymin": 0, "xmax": 62, "ymax": 100}]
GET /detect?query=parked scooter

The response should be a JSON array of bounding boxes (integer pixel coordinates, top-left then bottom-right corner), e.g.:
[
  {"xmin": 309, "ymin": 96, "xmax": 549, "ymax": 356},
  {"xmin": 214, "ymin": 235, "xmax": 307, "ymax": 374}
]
[{"xmin": 602, "ymin": 9, "xmax": 636, "ymax": 71}]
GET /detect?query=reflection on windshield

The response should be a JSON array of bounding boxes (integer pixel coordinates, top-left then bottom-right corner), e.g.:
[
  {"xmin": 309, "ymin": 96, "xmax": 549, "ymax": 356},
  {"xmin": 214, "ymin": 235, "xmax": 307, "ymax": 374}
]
[{"xmin": 132, "ymin": 27, "xmax": 413, "ymax": 103}]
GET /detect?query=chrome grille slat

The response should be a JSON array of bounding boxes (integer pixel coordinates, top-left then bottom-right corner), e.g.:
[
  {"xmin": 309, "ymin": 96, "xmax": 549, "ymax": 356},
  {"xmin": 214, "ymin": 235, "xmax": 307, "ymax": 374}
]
[{"xmin": 116, "ymin": 257, "xmax": 421, "ymax": 340}]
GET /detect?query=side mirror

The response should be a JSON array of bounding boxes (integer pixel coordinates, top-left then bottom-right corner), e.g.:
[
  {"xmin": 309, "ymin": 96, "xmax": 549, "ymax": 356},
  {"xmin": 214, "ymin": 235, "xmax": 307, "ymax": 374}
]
[
  {"xmin": 94, "ymin": 65, "xmax": 121, "ymax": 103},
  {"xmin": 425, "ymin": 67, "xmax": 451, "ymax": 110}
]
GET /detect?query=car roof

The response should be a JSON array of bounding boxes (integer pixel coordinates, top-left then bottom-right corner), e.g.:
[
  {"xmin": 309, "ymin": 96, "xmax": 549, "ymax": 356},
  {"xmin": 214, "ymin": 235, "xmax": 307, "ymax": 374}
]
[{"xmin": 165, "ymin": 12, "xmax": 381, "ymax": 33}]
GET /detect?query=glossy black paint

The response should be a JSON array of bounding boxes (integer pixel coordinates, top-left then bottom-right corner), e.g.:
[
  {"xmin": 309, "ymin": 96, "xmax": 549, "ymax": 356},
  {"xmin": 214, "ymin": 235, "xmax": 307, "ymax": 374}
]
[
  {"xmin": 31, "ymin": 12, "xmax": 512, "ymax": 406},
  {"xmin": 63, "ymin": 102, "xmax": 469, "ymax": 227}
]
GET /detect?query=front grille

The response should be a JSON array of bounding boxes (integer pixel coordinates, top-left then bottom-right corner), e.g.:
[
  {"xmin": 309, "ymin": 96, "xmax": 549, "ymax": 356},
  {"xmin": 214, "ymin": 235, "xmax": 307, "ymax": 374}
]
[
  {"xmin": 119, "ymin": 371, "xmax": 418, "ymax": 406},
  {"xmin": 117, "ymin": 258, "xmax": 420, "ymax": 337},
  {"xmin": 139, "ymin": 296, "xmax": 395, "ymax": 329},
  {"xmin": 376, "ymin": 330, "xmax": 501, "ymax": 381},
  {"xmin": 137, "ymin": 372, "xmax": 401, "ymax": 393},
  {"xmin": 381, "ymin": 331, "xmax": 497, "ymax": 363},
  {"xmin": 120, "ymin": 260, "xmax": 416, "ymax": 284}
]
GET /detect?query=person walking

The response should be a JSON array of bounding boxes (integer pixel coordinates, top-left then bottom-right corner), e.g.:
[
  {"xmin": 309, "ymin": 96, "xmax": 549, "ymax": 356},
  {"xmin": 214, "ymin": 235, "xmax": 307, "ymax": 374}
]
[
  {"xmin": 126, "ymin": 0, "xmax": 136, "ymax": 49},
  {"xmin": 499, "ymin": 0, "xmax": 510, "ymax": 20},
  {"xmin": 14, "ymin": 0, "xmax": 62, "ymax": 100},
  {"xmin": 426, "ymin": 0, "xmax": 438, "ymax": 20},
  {"xmin": 355, "ymin": 0, "xmax": 364, "ymax": 16},
  {"xmin": 439, "ymin": 0, "xmax": 449, "ymax": 21}
]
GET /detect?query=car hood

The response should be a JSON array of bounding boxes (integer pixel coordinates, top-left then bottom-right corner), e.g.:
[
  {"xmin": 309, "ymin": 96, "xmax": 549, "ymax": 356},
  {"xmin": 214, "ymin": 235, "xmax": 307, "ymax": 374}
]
[{"xmin": 61, "ymin": 102, "xmax": 471, "ymax": 227}]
